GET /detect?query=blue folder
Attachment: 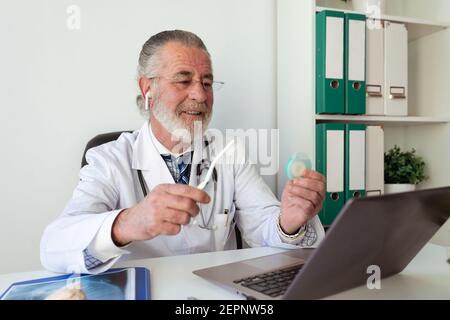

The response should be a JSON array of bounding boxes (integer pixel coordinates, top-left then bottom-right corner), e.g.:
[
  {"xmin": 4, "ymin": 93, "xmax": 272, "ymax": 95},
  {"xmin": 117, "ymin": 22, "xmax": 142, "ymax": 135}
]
[{"xmin": 0, "ymin": 267, "xmax": 150, "ymax": 300}]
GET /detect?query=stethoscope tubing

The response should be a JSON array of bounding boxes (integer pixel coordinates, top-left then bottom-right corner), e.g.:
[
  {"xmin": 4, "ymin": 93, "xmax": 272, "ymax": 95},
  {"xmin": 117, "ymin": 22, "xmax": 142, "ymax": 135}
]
[{"xmin": 136, "ymin": 165, "xmax": 217, "ymax": 230}]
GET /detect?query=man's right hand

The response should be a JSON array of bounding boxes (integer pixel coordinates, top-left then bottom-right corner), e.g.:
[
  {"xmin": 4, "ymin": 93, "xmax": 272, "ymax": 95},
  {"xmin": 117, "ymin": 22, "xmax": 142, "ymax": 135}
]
[{"xmin": 111, "ymin": 184, "xmax": 210, "ymax": 247}]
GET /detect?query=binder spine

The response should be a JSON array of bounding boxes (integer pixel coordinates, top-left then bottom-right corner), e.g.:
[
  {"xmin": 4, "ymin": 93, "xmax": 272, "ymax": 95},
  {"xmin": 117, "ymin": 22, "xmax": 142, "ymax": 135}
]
[
  {"xmin": 316, "ymin": 123, "xmax": 346, "ymax": 226},
  {"xmin": 316, "ymin": 10, "xmax": 345, "ymax": 114},
  {"xmin": 345, "ymin": 124, "xmax": 367, "ymax": 201},
  {"xmin": 316, "ymin": 12, "xmax": 327, "ymax": 114},
  {"xmin": 345, "ymin": 13, "xmax": 367, "ymax": 115}
]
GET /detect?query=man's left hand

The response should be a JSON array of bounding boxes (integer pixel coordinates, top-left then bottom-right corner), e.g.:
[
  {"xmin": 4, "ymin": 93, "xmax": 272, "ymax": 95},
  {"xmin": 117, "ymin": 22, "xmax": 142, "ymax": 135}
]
[{"xmin": 280, "ymin": 169, "xmax": 326, "ymax": 234}]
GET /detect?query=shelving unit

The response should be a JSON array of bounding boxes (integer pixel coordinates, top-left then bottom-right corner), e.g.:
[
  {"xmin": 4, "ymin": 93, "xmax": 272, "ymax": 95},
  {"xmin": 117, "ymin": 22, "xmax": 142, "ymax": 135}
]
[
  {"xmin": 277, "ymin": 0, "xmax": 450, "ymax": 197},
  {"xmin": 316, "ymin": 6, "xmax": 450, "ymax": 42}
]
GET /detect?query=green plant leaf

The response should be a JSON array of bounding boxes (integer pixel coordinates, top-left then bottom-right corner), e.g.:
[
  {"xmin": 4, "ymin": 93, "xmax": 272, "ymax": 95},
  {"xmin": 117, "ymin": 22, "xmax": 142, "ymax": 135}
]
[{"xmin": 384, "ymin": 145, "xmax": 428, "ymax": 184}]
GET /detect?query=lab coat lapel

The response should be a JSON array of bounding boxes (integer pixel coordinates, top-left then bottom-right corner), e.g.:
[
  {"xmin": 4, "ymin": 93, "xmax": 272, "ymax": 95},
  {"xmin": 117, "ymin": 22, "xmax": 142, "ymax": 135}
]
[{"xmin": 131, "ymin": 122, "xmax": 175, "ymax": 191}]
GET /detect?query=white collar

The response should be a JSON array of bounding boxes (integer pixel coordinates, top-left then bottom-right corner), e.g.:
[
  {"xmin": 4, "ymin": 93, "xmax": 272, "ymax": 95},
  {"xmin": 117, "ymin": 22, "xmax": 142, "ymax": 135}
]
[
  {"xmin": 132, "ymin": 121, "xmax": 198, "ymax": 171},
  {"xmin": 131, "ymin": 121, "xmax": 214, "ymax": 189},
  {"xmin": 148, "ymin": 123, "xmax": 192, "ymax": 158}
]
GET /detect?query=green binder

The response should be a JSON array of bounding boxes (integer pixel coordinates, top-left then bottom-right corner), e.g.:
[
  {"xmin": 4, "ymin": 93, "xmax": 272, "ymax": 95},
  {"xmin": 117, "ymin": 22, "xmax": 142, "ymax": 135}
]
[
  {"xmin": 345, "ymin": 13, "xmax": 367, "ymax": 115},
  {"xmin": 316, "ymin": 123, "xmax": 346, "ymax": 226},
  {"xmin": 345, "ymin": 124, "xmax": 367, "ymax": 201},
  {"xmin": 316, "ymin": 10, "xmax": 345, "ymax": 114}
]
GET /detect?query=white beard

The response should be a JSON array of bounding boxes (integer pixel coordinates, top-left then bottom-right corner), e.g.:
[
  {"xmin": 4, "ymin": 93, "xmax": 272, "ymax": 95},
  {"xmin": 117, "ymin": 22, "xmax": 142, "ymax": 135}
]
[{"xmin": 152, "ymin": 99, "xmax": 211, "ymax": 144}]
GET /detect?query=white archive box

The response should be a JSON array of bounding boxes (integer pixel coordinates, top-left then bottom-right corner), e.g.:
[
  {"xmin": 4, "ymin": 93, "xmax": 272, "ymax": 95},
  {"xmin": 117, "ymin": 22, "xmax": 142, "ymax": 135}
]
[
  {"xmin": 365, "ymin": 126, "xmax": 385, "ymax": 197},
  {"xmin": 384, "ymin": 21, "xmax": 408, "ymax": 116},
  {"xmin": 366, "ymin": 19, "xmax": 385, "ymax": 115}
]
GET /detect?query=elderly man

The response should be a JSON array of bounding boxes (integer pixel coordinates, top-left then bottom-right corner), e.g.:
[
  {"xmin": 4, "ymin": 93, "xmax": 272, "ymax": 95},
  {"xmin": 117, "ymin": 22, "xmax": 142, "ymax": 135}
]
[{"xmin": 40, "ymin": 30, "xmax": 326, "ymax": 274}]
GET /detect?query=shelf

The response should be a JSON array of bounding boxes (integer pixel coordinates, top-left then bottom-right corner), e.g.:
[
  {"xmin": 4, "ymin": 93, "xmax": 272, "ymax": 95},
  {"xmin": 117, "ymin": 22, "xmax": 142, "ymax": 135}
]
[
  {"xmin": 316, "ymin": 6, "xmax": 450, "ymax": 42},
  {"xmin": 315, "ymin": 115, "xmax": 450, "ymax": 127}
]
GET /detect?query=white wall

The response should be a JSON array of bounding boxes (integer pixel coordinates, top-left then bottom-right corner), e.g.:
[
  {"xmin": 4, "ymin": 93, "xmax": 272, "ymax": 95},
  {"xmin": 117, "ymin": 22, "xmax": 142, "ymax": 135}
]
[
  {"xmin": 404, "ymin": 1, "xmax": 450, "ymax": 190},
  {"xmin": 277, "ymin": 0, "xmax": 316, "ymax": 198},
  {"xmin": 386, "ymin": 0, "xmax": 450, "ymax": 22},
  {"xmin": 0, "ymin": 0, "xmax": 276, "ymax": 274}
]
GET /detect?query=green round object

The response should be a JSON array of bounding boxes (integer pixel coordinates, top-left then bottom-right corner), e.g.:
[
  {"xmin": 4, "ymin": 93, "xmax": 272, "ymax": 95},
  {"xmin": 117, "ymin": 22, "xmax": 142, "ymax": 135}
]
[{"xmin": 286, "ymin": 153, "xmax": 312, "ymax": 180}]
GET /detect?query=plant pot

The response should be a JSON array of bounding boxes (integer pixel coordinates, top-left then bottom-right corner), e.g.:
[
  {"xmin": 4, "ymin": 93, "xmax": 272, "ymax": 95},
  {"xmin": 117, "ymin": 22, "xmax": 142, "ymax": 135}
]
[
  {"xmin": 384, "ymin": 184, "xmax": 416, "ymax": 194},
  {"xmin": 352, "ymin": 0, "xmax": 386, "ymax": 15}
]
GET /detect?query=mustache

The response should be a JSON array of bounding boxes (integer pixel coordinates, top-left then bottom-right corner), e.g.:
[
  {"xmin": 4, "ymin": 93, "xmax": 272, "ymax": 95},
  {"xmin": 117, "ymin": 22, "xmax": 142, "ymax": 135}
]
[{"xmin": 176, "ymin": 103, "xmax": 209, "ymax": 114}]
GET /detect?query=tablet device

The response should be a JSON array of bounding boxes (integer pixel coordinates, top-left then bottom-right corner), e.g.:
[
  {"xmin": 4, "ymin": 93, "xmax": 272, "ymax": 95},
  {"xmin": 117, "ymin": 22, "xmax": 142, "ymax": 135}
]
[{"xmin": 0, "ymin": 267, "xmax": 150, "ymax": 300}]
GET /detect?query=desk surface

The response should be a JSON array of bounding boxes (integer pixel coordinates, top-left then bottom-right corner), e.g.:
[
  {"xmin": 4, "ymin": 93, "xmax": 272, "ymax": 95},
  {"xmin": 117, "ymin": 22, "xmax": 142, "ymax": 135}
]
[{"xmin": 1, "ymin": 244, "xmax": 449, "ymax": 300}]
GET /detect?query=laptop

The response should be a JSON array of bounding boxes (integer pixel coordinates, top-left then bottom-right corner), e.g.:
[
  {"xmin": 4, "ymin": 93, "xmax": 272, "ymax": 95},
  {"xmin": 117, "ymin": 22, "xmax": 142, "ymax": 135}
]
[{"xmin": 193, "ymin": 187, "xmax": 450, "ymax": 300}]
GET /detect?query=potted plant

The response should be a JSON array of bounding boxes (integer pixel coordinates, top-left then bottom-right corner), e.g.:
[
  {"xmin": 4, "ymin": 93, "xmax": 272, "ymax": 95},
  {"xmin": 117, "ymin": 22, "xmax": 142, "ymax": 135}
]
[{"xmin": 384, "ymin": 145, "xmax": 427, "ymax": 194}]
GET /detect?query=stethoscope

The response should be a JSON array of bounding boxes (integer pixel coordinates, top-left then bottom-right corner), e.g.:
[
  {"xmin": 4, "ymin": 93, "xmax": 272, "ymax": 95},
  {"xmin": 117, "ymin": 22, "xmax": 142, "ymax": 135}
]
[
  {"xmin": 195, "ymin": 159, "xmax": 218, "ymax": 230},
  {"xmin": 136, "ymin": 149, "xmax": 218, "ymax": 231}
]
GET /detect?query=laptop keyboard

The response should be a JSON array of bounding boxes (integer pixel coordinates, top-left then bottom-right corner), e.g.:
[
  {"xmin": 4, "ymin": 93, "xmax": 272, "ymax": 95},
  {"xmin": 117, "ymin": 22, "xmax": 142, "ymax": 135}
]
[{"xmin": 232, "ymin": 264, "xmax": 304, "ymax": 297}]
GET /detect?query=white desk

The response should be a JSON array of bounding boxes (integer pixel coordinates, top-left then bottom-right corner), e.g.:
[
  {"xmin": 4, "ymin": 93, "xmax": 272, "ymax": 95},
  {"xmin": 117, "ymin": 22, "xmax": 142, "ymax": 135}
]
[{"xmin": 0, "ymin": 244, "xmax": 449, "ymax": 300}]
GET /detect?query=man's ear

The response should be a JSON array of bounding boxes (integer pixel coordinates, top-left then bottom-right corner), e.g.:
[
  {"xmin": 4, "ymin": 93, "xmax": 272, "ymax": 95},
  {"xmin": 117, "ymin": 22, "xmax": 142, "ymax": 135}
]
[
  {"xmin": 139, "ymin": 77, "xmax": 154, "ymax": 110},
  {"xmin": 138, "ymin": 77, "xmax": 151, "ymax": 97}
]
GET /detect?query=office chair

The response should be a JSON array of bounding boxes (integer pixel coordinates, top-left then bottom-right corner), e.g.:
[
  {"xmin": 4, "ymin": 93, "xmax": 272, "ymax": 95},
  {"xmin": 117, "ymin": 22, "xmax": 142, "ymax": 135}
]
[{"xmin": 81, "ymin": 131, "xmax": 243, "ymax": 249}]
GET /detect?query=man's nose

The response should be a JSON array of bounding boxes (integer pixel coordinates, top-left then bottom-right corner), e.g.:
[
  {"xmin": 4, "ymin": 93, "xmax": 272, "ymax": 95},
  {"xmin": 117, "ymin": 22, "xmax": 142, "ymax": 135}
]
[{"xmin": 188, "ymin": 81, "xmax": 209, "ymax": 102}]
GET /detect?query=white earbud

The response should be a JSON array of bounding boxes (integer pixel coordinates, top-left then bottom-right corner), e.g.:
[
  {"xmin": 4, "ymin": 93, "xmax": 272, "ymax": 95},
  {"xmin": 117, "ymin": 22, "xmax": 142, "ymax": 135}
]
[{"xmin": 144, "ymin": 91, "xmax": 150, "ymax": 111}]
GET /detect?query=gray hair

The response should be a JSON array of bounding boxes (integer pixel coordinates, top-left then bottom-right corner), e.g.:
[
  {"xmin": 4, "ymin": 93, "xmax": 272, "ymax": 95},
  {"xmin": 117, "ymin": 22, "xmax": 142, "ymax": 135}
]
[{"xmin": 136, "ymin": 30, "xmax": 210, "ymax": 115}]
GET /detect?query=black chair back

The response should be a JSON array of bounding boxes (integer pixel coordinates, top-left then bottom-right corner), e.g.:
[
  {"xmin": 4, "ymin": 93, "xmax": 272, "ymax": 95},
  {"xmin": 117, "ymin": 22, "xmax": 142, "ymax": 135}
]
[{"xmin": 81, "ymin": 131, "xmax": 132, "ymax": 167}]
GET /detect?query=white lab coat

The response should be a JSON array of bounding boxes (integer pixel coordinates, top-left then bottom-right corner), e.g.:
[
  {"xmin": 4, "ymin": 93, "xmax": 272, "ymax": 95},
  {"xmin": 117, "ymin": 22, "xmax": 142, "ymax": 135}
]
[{"xmin": 40, "ymin": 122, "xmax": 325, "ymax": 274}]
